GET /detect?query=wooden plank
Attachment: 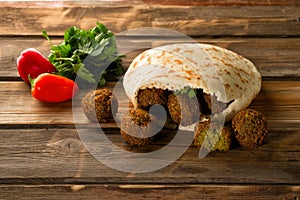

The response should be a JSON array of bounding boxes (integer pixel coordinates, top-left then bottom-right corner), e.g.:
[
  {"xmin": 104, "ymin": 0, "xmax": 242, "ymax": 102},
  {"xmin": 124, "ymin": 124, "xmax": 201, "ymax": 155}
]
[
  {"xmin": 1, "ymin": 0, "xmax": 299, "ymax": 7},
  {"xmin": 0, "ymin": 4, "xmax": 299, "ymax": 36},
  {"xmin": 0, "ymin": 82, "xmax": 74, "ymax": 125},
  {"xmin": 1, "ymin": 37, "xmax": 300, "ymax": 78},
  {"xmin": 142, "ymin": 0, "xmax": 300, "ymax": 6},
  {"xmin": 0, "ymin": 125, "xmax": 299, "ymax": 184},
  {"xmin": 0, "ymin": 80, "xmax": 299, "ymax": 126},
  {"xmin": 0, "ymin": 184, "xmax": 299, "ymax": 200}
]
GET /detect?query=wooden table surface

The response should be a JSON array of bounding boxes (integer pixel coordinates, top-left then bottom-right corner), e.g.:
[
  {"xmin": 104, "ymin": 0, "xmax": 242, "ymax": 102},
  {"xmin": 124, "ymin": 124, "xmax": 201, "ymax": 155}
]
[{"xmin": 0, "ymin": 0, "xmax": 299, "ymax": 199}]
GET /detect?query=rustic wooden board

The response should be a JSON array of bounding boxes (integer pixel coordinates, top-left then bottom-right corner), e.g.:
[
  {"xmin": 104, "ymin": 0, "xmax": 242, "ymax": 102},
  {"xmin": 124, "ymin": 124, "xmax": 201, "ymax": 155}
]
[
  {"xmin": 1, "ymin": 1, "xmax": 299, "ymax": 198},
  {"xmin": 1, "ymin": 4, "xmax": 299, "ymax": 36},
  {"xmin": 0, "ymin": 184, "xmax": 299, "ymax": 200},
  {"xmin": 1, "ymin": 37, "xmax": 300, "ymax": 78},
  {"xmin": 0, "ymin": 126, "xmax": 299, "ymax": 184}
]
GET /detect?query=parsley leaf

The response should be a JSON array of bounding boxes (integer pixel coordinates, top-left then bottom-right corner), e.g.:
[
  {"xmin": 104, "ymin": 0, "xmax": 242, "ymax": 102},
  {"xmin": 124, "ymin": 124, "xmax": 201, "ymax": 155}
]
[{"xmin": 174, "ymin": 87, "xmax": 197, "ymax": 98}]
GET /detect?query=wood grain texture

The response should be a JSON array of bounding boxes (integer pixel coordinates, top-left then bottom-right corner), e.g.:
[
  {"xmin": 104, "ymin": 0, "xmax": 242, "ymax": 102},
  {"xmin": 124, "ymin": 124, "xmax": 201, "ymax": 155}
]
[
  {"xmin": 0, "ymin": 184, "xmax": 299, "ymax": 200},
  {"xmin": 0, "ymin": 127, "xmax": 299, "ymax": 184},
  {"xmin": 0, "ymin": 80, "xmax": 299, "ymax": 184},
  {"xmin": 0, "ymin": 3, "xmax": 299, "ymax": 36},
  {"xmin": 141, "ymin": 0, "xmax": 300, "ymax": 6},
  {"xmin": 1, "ymin": 37, "xmax": 300, "ymax": 78},
  {"xmin": 1, "ymin": 0, "xmax": 300, "ymax": 7},
  {"xmin": 0, "ymin": 81, "xmax": 299, "ymax": 126}
]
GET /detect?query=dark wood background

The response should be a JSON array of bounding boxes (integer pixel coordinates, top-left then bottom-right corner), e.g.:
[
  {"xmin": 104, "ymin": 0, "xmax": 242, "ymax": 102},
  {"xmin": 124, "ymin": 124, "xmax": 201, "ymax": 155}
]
[{"xmin": 0, "ymin": 0, "xmax": 299, "ymax": 199}]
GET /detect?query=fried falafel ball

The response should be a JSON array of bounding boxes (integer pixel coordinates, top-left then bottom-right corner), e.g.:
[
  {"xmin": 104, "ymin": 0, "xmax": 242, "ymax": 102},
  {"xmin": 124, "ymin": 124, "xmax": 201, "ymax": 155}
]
[
  {"xmin": 137, "ymin": 88, "xmax": 168, "ymax": 110},
  {"xmin": 194, "ymin": 120, "xmax": 232, "ymax": 152},
  {"xmin": 82, "ymin": 88, "xmax": 118, "ymax": 123},
  {"xmin": 231, "ymin": 108, "xmax": 268, "ymax": 149},
  {"xmin": 203, "ymin": 93, "xmax": 227, "ymax": 114},
  {"xmin": 167, "ymin": 92, "xmax": 200, "ymax": 126},
  {"xmin": 120, "ymin": 109, "xmax": 161, "ymax": 147}
]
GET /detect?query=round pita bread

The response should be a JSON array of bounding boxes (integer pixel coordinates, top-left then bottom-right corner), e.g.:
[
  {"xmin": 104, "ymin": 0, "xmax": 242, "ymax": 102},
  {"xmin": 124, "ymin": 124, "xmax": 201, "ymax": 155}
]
[{"xmin": 123, "ymin": 43, "xmax": 261, "ymax": 122}]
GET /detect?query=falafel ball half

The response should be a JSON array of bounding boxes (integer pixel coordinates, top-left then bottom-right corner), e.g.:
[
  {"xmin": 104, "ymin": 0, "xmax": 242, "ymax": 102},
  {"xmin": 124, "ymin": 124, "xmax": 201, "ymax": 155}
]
[
  {"xmin": 120, "ymin": 109, "xmax": 161, "ymax": 147},
  {"xmin": 167, "ymin": 92, "xmax": 200, "ymax": 126},
  {"xmin": 231, "ymin": 108, "xmax": 268, "ymax": 149},
  {"xmin": 194, "ymin": 120, "xmax": 232, "ymax": 152},
  {"xmin": 82, "ymin": 88, "xmax": 118, "ymax": 123}
]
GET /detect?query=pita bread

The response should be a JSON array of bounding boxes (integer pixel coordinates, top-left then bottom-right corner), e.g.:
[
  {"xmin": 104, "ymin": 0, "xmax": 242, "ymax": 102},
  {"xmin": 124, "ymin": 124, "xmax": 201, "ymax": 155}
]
[{"xmin": 123, "ymin": 43, "xmax": 261, "ymax": 122}]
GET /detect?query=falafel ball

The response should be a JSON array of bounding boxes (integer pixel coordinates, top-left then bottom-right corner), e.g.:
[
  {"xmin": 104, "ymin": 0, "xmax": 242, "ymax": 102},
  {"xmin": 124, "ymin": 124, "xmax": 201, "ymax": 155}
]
[
  {"xmin": 137, "ymin": 88, "xmax": 168, "ymax": 110},
  {"xmin": 120, "ymin": 109, "xmax": 161, "ymax": 147},
  {"xmin": 167, "ymin": 92, "xmax": 200, "ymax": 126},
  {"xmin": 203, "ymin": 93, "xmax": 227, "ymax": 114},
  {"xmin": 194, "ymin": 120, "xmax": 232, "ymax": 152},
  {"xmin": 82, "ymin": 88, "xmax": 118, "ymax": 123},
  {"xmin": 231, "ymin": 108, "xmax": 268, "ymax": 149}
]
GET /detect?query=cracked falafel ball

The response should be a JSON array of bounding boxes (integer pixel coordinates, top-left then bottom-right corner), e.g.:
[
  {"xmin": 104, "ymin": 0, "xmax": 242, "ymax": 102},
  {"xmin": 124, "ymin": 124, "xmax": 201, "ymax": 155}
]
[
  {"xmin": 120, "ymin": 109, "xmax": 161, "ymax": 147},
  {"xmin": 167, "ymin": 92, "xmax": 201, "ymax": 126},
  {"xmin": 82, "ymin": 88, "xmax": 118, "ymax": 123},
  {"xmin": 194, "ymin": 120, "xmax": 232, "ymax": 152},
  {"xmin": 231, "ymin": 108, "xmax": 268, "ymax": 149}
]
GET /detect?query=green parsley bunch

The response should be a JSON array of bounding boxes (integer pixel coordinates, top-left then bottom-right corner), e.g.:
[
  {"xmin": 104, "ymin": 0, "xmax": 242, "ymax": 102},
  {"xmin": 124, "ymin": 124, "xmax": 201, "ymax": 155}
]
[{"xmin": 43, "ymin": 22, "xmax": 124, "ymax": 87}]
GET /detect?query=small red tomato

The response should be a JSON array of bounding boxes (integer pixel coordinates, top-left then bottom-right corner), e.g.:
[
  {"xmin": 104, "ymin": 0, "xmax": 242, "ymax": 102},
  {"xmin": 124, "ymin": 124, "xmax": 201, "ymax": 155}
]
[{"xmin": 30, "ymin": 73, "xmax": 79, "ymax": 103}]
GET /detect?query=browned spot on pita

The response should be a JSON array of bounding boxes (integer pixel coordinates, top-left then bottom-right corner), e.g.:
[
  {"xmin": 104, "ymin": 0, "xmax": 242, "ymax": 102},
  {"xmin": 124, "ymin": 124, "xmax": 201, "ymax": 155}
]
[
  {"xmin": 174, "ymin": 74, "xmax": 191, "ymax": 81},
  {"xmin": 173, "ymin": 48, "xmax": 181, "ymax": 52},
  {"xmin": 210, "ymin": 47, "xmax": 219, "ymax": 52},
  {"xmin": 242, "ymin": 78, "xmax": 249, "ymax": 84},
  {"xmin": 174, "ymin": 74, "xmax": 182, "ymax": 79},
  {"xmin": 155, "ymin": 74, "xmax": 168, "ymax": 79},
  {"xmin": 249, "ymin": 71, "xmax": 256, "ymax": 78},
  {"xmin": 184, "ymin": 76, "xmax": 192, "ymax": 81},
  {"xmin": 212, "ymin": 56, "xmax": 218, "ymax": 60},
  {"xmin": 162, "ymin": 56, "xmax": 172, "ymax": 66},
  {"xmin": 235, "ymin": 83, "xmax": 243, "ymax": 90},
  {"xmin": 147, "ymin": 56, "xmax": 151, "ymax": 64},
  {"xmin": 185, "ymin": 57, "xmax": 198, "ymax": 66},
  {"xmin": 236, "ymin": 72, "xmax": 245, "ymax": 82},
  {"xmin": 211, "ymin": 75, "xmax": 220, "ymax": 80},
  {"xmin": 132, "ymin": 61, "xmax": 138, "ymax": 68},
  {"xmin": 162, "ymin": 60, "xmax": 167, "ymax": 66},
  {"xmin": 184, "ymin": 49, "xmax": 194, "ymax": 53},
  {"xmin": 223, "ymin": 69, "xmax": 231, "ymax": 74},
  {"xmin": 139, "ymin": 52, "xmax": 146, "ymax": 61},
  {"xmin": 184, "ymin": 70, "xmax": 195, "ymax": 76},
  {"xmin": 174, "ymin": 59, "xmax": 183, "ymax": 65},
  {"xmin": 203, "ymin": 63, "xmax": 211, "ymax": 68},
  {"xmin": 225, "ymin": 83, "xmax": 231, "ymax": 89},
  {"xmin": 157, "ymin": 50, "xmax": 166, "ymax": 59},
  {"xmin": 169, "ymin": 69, "xmax": 176, "ymax": 74},
  {"xmin": 222, "ymin": 61, "xmax": 234, "ymax": 68}
]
